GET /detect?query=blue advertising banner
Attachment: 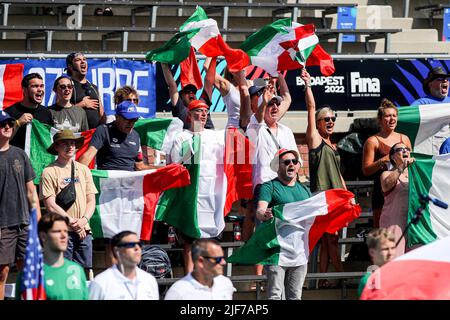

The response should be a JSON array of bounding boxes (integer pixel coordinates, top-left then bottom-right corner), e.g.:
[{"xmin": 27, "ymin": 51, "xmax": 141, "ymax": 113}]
[
  {"xmin": 337, "ymin": 7, "xmax": 357, "ymax": 42},
  {"xmin": 443, "ymin": 7, "xmax": 450, "ymax": 42},
  {"xmin": 0, "ymin": 58, "xmax": 156, "ymax": 118}
]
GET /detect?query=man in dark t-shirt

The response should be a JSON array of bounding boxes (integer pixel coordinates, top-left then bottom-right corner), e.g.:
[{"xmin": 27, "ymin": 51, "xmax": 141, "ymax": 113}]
[
  {"xmin": 0, "ymin": 111, "xmax": 40, "ymax": 300},
  {"xmin": 79, "ymin": 101, "xmax": 154, "ymax": 171},
  {"xmin": 66, "ymin": 52, "xmax": 104, "ymax": 129},
  {"xmin": 5, "ymin": 73, "xmax": 54, "ymax": 150}
]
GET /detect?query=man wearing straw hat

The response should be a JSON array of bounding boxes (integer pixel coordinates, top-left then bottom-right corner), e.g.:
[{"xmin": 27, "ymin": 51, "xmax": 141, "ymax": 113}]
[{"xmin": 39, "ymin": 129, "xmax": 97, "ymax": 275}]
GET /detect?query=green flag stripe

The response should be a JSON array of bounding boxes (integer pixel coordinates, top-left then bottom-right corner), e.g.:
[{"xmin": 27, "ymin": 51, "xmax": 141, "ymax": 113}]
[
  {"xmin": 155, "ymin": 136, "xmax": 202, "ymax": 239},
  {"xmin": 90, "ymin": 170, "xmax": 110, "ymax": 238},
  {"xmin": 29, "ymin": 120, "xmax": 55, "ymax": 184},
  {"xmin": 240, "ymin": 18, "xmax": 291, "ymax": 55},
  {"xmin": 397, "ymin": 105, "xmax": 421, "ymax": 149},
  {"xmin": 226, "ymin": 218, "xmax": 281, "ymax": 265},
  {"xmin": 408, "ymin": 153, "xmax": 437, "ymax": 245},
  {"xmin": 134, "ymin": 118, "xmax": 173, "ymax": 151}
]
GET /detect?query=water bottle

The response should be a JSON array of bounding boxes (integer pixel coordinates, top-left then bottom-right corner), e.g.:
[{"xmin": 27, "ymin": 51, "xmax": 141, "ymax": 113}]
[
  {"xmin": 167, "ymin": 226, "xmax": 177, "ymax": 246},
  {"xmin": 233, "ymin": 222, "xmax": 242, "ymax": 241}
]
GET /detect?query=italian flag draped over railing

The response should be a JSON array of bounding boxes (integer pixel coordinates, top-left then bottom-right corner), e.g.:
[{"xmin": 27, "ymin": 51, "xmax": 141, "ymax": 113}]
[
  {"xmin": 227, "ymin": 189, "xmax": 361, "ymax": 265},
  {"xmin": 360, "ymin": 236, "xmax": 450, "ymax": 300},
  {"xmin": 0, "ymin": 63, "xmax": 23, "ymax": 110},
  {"xmin": 155, "ymin": 129, "xmax": 253, "ymax": 239},
  {"xmin": 90, "ymin": 164, "xmax": 190, "ymax": 240},
  {"xmin": 407, "ymin": 153, "xmax": 450, "ymax": 246},
  {"xmin": 396, "ymin": 103, "xmax": 450, "ymax": 155},
  {"xmin": 239, "ymin": 19, "xmax": 335, "ymax": 76},
  {"xmin": 25, "ymin": 118, "xmax": 183, "ymax": 183},
  {"xmin": 145, "ymin": 6, "xmax": 249, "ymax": 73}
]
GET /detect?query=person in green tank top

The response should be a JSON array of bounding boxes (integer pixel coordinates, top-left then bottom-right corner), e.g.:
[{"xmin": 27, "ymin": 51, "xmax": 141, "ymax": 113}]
[
  {"xmin": 16, "ymin": 212, "xmax": 88, "ymax": 300},
  {"xmin": 304, "ymin": 68, "xmax": 346, "ymax": 288},
  {"xmin": 358, "ymin": 228, "xmax": 396, "ymax": 298}
]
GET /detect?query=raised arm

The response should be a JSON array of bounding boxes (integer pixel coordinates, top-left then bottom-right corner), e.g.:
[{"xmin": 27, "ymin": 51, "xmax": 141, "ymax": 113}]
[
  {"xmin": 204, "ymin": 57, "xmax": 230, "ymax": 96},
  {"xmin": 254, "ymin": 86, "xmax": 271, "ymax": 124},
  {"xmin": 161, "ymin": 63, "xmax": 180, "ymax": 106},
  {"xmin": 233, "ymin": 70, "xmax": 251, "ymax": 129},
  {"xmin": 303, "ymin": 69, "xmax": 322, "ymax": 150},
  {"xmin": 276, "ymin": 72, "xmax": 292, "ymax": 118}
]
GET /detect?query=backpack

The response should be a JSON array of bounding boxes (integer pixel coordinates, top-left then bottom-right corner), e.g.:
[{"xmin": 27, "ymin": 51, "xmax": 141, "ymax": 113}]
[{"xmin": 138, "ymin": 245, "xmax": 172, "ymax": 279}]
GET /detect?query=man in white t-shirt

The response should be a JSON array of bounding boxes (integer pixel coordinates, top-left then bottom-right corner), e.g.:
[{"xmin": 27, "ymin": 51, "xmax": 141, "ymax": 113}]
[
  {"xmin": 88, "ymin": 231, "xmax": 159, "ymax": 300},
  {"xmin": 164, "ymin": 239, "xmax": 235, "ymax": 300}
]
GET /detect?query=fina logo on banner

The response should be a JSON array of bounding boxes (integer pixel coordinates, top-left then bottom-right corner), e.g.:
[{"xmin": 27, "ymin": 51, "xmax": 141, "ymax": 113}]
[{"xmin": 0, "ymin": 59, "xmax": 157, "ymax": 118}]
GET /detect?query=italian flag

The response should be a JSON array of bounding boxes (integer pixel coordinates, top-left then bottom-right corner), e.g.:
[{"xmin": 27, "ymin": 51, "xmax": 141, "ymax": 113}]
[
  {"xmin": 155, "ymin": 129, "xmax": 253, "ymax": 239},
  {"xmin": 133, "ymin": 117, "xmax": 183, "ymax": 154},
  {"xmin": 145, "ymin": 6, "xmax": 249, "ymax": 73},
  {"xmin": 0, "ymin": 63, "xmax": 24, "ymax": 110},
  {"xmin": 90, "ymin": 164, "xmax": 190, "ymax": 240},
  {"xmin": 240, "ymin": 19, "xmax": 335, "ymax": 76},
  {"xmin": 25, "ymin": 120, "xmax": 95, "ymax": 184},
  {"xmin": 227, "ymin": 189, "xmax": 361, "ymax": 265},
  {"xmin": 407, "ymin": 153, "xmax": 450, "ymax": 246},
  {"xmin": 396, "ymin": 103, "xmax": 450, "ymax": 155},
  {"xmin": 360, "ymin": 235, "xmax": 450, "ymax": 300}
]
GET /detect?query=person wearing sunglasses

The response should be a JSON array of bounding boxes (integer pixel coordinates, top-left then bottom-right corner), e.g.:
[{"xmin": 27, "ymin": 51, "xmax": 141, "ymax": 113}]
[
  {"xmin": 254, "ymin": 149, "xmax": 311, "ymax": 300},
  {"xmin": 89, "ymin": 231, "xmax": 159, "ymax": 300},
  {"xmin": 49, "ymin": 75, "xmax": 89, "ymax": 133},
  {"xmin": 379, "ymin": 143, "xmax": 415, "ymax": 257},
  {"xmin": 304, "ymin": 68, "xmax": 345, "ymax": 289},
  {"xmin": 411, "ymin": 66, "xmax": 450, "ymax": 156},
  {"xmin": 164, "ymin": 238, "xmax": 235, "ymax": 300},
  {"xmin": 0, "ymin": 111, "xmax": 41, "ymax": 300},
  {"xmin": 362, "ymin": 99, "xmax": 412, "ymax": 229}
]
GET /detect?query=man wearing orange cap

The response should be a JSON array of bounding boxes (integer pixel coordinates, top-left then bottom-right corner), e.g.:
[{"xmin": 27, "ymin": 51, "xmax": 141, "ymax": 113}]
[{"xmin": 168, "ymin": 100, "xmax": 226, "ymax": 274}]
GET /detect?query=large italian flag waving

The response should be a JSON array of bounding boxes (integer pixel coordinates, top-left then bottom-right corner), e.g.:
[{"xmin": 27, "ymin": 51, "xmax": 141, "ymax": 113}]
[
  {"xmin": 396, "ymin": 103, "xmax": 450, "ymax": 155},
  {"xmin": 146, "ymin": 6, "xmax": 249, "ymax": 73},
  {"xmin": 90, "ymin": 164, "xmax": 190, "ymax": 240},
  {"xmin": 155, "ymin": 129, "xmax": 253, "ymax": 239},
  {"xmin": 407, "ymin": 153, "xmax": 450, "ymax": 246},
  {"xmin": 240, "ymin": 19, "xmax": 334, "ymax": 76},
  {"xmin": 360, "ymin": 235, "xmax": 450, "ymax": 300},
  {"xmin": 227, "ymin": 189, "xmax": 361, "ymax": 265}
]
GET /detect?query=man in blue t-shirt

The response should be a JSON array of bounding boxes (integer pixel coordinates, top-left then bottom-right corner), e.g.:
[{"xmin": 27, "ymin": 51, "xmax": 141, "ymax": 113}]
[
  {"xmin": 411, "ymin": 66, "xmax": 450, "ymax": 155},
  {"xmin": 79, "ymin": 101, "xmax": 153, "ymax": 171}
]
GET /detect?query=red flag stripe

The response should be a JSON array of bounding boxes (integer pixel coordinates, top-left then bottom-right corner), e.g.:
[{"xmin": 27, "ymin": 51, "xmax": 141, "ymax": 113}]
[
  {"xmin": 1, "ymin": 63, "xmax": 24, "ymax": 109},
  {"xmin": 180, "ymin": 47, "xmax": 203, "ymax": 90}
]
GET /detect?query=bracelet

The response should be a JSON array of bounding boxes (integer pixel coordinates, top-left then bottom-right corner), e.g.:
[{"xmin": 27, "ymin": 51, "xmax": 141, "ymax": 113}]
[{"xmin": 82, "ymin": 216, "xmax": 88, "ymax": 222}]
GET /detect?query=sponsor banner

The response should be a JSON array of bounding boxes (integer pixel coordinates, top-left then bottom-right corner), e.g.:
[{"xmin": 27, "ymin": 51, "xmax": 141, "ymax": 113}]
[
  {"xmin": 155, "ymin": 58, "xmax": 450, "ymax": 112},
  {"xmin": 444, "ymin": 8, "xmax": 450, "ymax": 42},
  {"xmin": 337, "ymin": 6, "xmax": 357, "ymax": 42},
  {"xmin": 0, "ymin": 59, "xmax": 156, "ymax": 118}
]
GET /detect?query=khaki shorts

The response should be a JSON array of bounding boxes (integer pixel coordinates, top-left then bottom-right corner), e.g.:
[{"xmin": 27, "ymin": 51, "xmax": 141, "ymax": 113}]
[{"xmin": 0, "ymin": 225, "xmax": 29, "ymax": 265}]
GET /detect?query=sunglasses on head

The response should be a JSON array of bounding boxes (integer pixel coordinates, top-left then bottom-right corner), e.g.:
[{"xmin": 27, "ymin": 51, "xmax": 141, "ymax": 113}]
[
  {"xmin": 59, "ymin": 84, "xmax": 73, "ymax": 90},
  {"xmin": 202, "ymin": 255, "xmax": 225, "ymax": 264},
  {"xmin": 116, "ymin": 241, "xmax": 143, "ymax": 249},
  {"xmin": 0, "ymin": 120, "xmax": 15, "ymax": 128},
  {"xmin": 321, "ymin": 116, "xmax": 336, "ymax": 123},
  {"xmin": 394, "ymin": 147, "xmax": 411, "ymax": 153},
  {"xmin": 282, "ymin": 159, "xmax": 299, "ymax": 166}
]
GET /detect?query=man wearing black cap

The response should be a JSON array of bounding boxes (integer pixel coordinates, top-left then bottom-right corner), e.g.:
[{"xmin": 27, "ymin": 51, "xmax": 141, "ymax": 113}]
[
  {"xmin": 412, "ymin": 66, "xmax": 450, "ymax": 155},
  {"xmin": 161, "ymin": 63, "xmax": 214, "ymax": 129},
  {"xmin": 66, "ymin": 52, "xmax": 104, "ymax": 129}
]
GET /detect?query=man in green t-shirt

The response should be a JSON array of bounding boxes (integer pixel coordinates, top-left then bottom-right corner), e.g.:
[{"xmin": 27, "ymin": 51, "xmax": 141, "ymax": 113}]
[
  {"xmin": 17, "ymin": 212, "xmax": 88, "ymax": 300},
  {"xmin": 255, "ymin": 148, "xmax": 311, "ymax": 300},
  {"xmin": 358, "ymin": 228, "xmax": 396, "ymax": 298}
]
